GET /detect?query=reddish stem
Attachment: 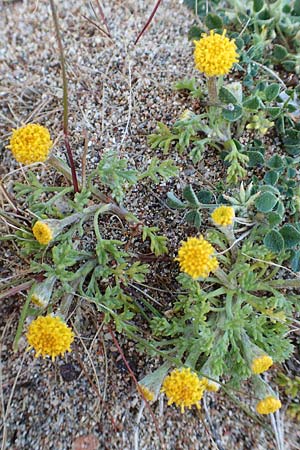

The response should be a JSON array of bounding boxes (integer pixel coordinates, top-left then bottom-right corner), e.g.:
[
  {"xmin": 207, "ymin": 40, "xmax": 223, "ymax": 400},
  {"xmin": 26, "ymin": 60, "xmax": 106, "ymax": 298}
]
[
  {"xmin": 108, "ymin": 325, "xmax": 165, "ymax": 449},
  {"xmin": 49, "ymin": 0, "xmax": 79, "ymax": 193},
  {"xmin": 64, "ymin": 132, "xmax": 79, "ymax": 193},
  {"xmin": 95, "ymin": 0, "xmax": 111, "ymax": 37},
  {"xmin": 135, "ymin": 0, "xmax": 163, "ymax": 45}
]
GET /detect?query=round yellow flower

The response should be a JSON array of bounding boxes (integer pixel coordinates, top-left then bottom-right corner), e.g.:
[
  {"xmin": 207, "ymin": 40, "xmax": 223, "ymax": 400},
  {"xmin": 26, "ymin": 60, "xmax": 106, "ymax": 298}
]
[
  {"xmin": 211, "ymin": 206, "xmax": 235, "ymax": 227},
  {"xmin": 26, "ymin": 315, "xmax": 74, "ymax": 360},
  {"xmin": 176, "ymin": 236, "xmax": 219, "ymax": 279},
  {"xmin": 32, "ymin": 221, "xmax": 53, "ymax": 245},
  {"xmin": 194, "ymin": 30, "xmax": 239, "ymax": 77},
  {"xmin": 161, "ymin": 368, "xmax": 207, "ymax": 413},
  {"xmin": 256, "ymin": 396, "xmax": 282, "ymax": 415},
  {"xmin": 138, "ymin": 385, "xmax": 155, "ymax": 402},
  {"xmin": 8, "ymin": 123, "xmax": 52, "ymax": 164},
  {"xmin": 251, "ymin": 355, "xmax": 273, "ymax": 374}
]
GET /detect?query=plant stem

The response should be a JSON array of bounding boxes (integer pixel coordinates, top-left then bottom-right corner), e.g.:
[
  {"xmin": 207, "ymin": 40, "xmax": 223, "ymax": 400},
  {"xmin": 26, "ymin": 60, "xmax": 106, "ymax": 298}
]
[
  {"xmin": 215, "ymin": 268, "xmax": 236, "ymax": 290},
  {"xmin": 268, "ymin": 279, "xmax": 300, "ymax": 289},
  {"xmin": 48, "ymin": 155, "xmax": 140, "ymax": 224},
  {"xmin": 207, "ymin": 76, "xmax": 218, "ymax": 104},
  {"xmin": 134, "ymin": 0, "xmax": 163, "ymax": 45},
  {"xmin": 49, "ymin": 0, "xmax": 79, "ymax": 193}
]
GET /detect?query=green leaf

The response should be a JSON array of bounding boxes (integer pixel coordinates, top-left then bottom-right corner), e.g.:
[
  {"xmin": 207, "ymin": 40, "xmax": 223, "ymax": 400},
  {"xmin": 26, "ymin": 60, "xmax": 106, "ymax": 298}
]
[
  {"xmin": 293, "ymin": 0, "xmax": 300, "ymax": 15},
  {"xmin": 222, "ymin": 82, "xmax": 243, "ymax": 104},
  {"xmin": 141, "ymin": 157, "xmax": 178, "ymax": 183},
  {"xmin": 255, "ymin": 192, "xmax": 278, "ymax": 213},
  {"xmin": 264, "ymin": 230, "xmax": 284, "ymax": 253},
  {"xmin": 52, "ymin": 243, "xmax": 80, "ymax": 269},
  {"xmin": 219, "ymin": 87, "xmax": 237, "ymax": 105},
  {"xmin": 264, "ymin": 170, "xmax": 279, "ymax": 185},
  {"xmin": 97, "ymin": 151, "xmax": 138, "ymax": 202},
  {"xmin": 268, "ymin": 154, "xmax": 283, "ymax": 169},
  {"xmin": 265, "ymin": 84, "xmax": 280, "ymax": 102},
  {"xmin": 259, "ymin": 184, "xmax": 280, "ymax": 196},
  {"xmin": 272, "ymin": 45, "xmax": 288, "ymax": 61},
  {"xmin": 268, "ymin": 212, "xmax": 283, "ymax": 227},
  {"xmin": 279, "ymin": 225, "xmax": 300, "ymax": 249},
  {"xmin": 13, "ymin": 292, "xmax": 32, "ymax": 351},
  {"xmin": 188, "ymin": 25, "xmax": 202, "ymax": 41},
  {"xmin": 205, "ymin": 13, "xmax": 223, "ymax": 30},
  {"xmin": 290, "ymin": 251, "xmax": 300, "ymax": 272},
  {"xmin": 148, "ymin": 122, "xmax": 177, "ymax": 154},
  {"xmin": 183, "ymin": 185, "xmax": 200, "ymax": 206},
  {"xmin": 196, "ymin": 190, "xmax": 213, "ymax": 203},
  {"xmin": 253, "ymin": 0, "xmax": 264, "ymax": 12},
  {"xmin": 266, "ymin": 107, "xmax": 281, "ymax": 119},
  {"xmin": 222, "ymin": 105, "xmax": 243, "ymax": 122},
  {"xmin": 282, "ymin": 60, "xmax": 296, "ymax": 72},
  {"xmin": 174, "ymin": 78, "xmax": 197, "ymax": 92},
  {"xmin": 275, "ymin": 200, "xmax": 285, "ymax": 217},
  {"xmin": 185, "ymin": 210, "xmax": 202, "ymax": 228},
  {"xmin": 167, "ymin": 192, "xmax": 186, "ymax": 209},
  {"xmin": 142, "ymin": 226, "xmax": 168, "ymax": 256},
  {"xmin": 243, "ymin": 96, "xmax": 260, "ymax": 111},
  {"xmin": 246, "ymin": 151, "xmax": 264, "ymax": 167}
]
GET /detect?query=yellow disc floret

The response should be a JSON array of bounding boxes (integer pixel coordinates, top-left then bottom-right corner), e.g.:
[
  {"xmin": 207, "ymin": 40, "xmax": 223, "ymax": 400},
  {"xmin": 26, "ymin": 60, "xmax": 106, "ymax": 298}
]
[
  {"xmin": 161, "ymin": 367, "xmax": 207, "ymax": 413},
  {"xmin": 256, "ymin": 396, "xmax": 282, "ymax": 415},
  {"xmin": 32, "ymin": 221, "xmax": 53, "ymax": 245},
  {"xmin": 8, "ymin": 123, "xmax": 52, "ymax": 164},
  {"xmin": 211, "ymin": 206, "xmax": 235, "ymax": 227},
  {"xmin": 251, "ymin": 355, "xmax": 273, "ymax": 374},
  {"xmin": 138, "ymin": 385, "xmax": 155, "ymax": 402},
  {"xmin": 194, "ymin": 30, "xmax": 239, "ymax": 77},
  {"xmin": 176, "ymin": 236, "xmax": 219, "ymax": 279},
  {"xmin": 26, "ymin": 315, "xmax": 74, "ymax": 360}
]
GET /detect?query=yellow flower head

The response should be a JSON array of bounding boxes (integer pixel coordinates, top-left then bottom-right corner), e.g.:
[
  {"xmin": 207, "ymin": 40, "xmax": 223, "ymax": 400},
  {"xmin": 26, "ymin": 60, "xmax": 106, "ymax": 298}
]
[
  {"xmin": 138, "ymin": 385, "xmax": 155, "ymax": 402},
  {"xmin": 161, "ymin": 367, "xmax": 207, "ymax": 413},
  {"xmin": 256, "ymin": 396, "xmax": 282, "ymax": 415},
  {"xmin": 8, "ymin": 123, "xmax": 52, "ymax": 164},
  {"xmin": 251, "ymin": 355, "xmax": 273, "ymax": 374},
  {"xmin": 194, "ymin": 30, "xmax": 239, "ymax": 77},
  {"xmin": 211, "ymin": 206, "xmax": 235, "ymax": 227},
  {"xmin": 32, "ymin": 221, "xmax": 53, "ymax": 245},
  {"xmin": 176, "ymin": 236, "xmax": 219, "ymax": 279},
  {"xmin": 26, "ymin": 315, "xmax": 74, "ymax": 361}
]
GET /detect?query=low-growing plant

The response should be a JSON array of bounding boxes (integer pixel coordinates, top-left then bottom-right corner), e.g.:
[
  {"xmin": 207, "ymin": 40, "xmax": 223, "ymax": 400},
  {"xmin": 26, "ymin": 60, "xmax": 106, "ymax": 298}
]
[
  {"xmin": 137, "ymin": 206, "xmax": 300, "ymax": 415},
  {"xmin": 167, "ymin": 180, "xmax": 300, "ymax": 270},
  {"xmin": 185, "ymin": 0, "xmax": 300, "ymax": 74},
  {"xmin": 1, "ymin": 126, "xmax": 178, "ymax": 352}
]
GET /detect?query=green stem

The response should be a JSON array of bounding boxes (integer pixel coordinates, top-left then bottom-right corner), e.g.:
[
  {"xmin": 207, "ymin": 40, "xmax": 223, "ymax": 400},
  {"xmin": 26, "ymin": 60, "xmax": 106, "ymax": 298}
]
[
  {"xmin": 13, "ymin": 293, "xmax": 32, "ymax": 351},
  {"xmin": 93, "ymin": 205, "xmax": 112, "ymax": 241},
  {"xmin": 225, "ymin": 291, "xmax": 234, "ymax": 319},
  {"xmin": 215, "ymin": 268, "xmax": 236, "ymax": 289},
  {"xmin": 268, "ymin": 279, "xmax": 300, "ymax": 289},
  {"xmin": 207, "ymin": 76, "xmax": 218, "ymax": 104}
]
